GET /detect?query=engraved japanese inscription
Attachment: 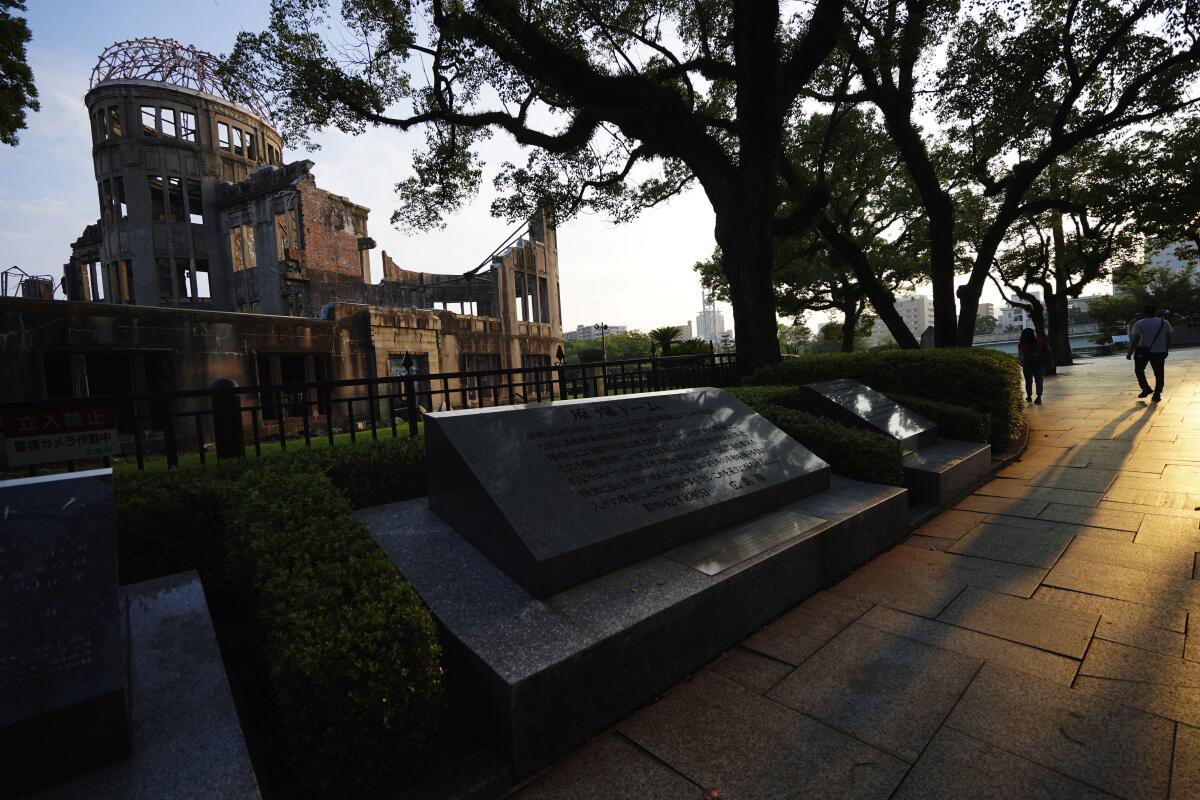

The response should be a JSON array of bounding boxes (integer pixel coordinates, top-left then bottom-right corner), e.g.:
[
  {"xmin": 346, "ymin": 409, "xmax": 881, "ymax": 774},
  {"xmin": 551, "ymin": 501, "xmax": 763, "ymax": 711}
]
[
  {"xmin": 424, "ymin": 388, "xmax": 830, "ymax": 596},
  {"xmin": 0, "ymin": 469, "xmax": 130, "ymax": 797}
]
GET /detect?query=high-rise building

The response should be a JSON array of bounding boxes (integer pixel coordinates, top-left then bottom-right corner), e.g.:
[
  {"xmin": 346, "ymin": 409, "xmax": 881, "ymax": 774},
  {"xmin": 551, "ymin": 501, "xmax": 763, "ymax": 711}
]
[
  {"xmin": 977, "ymin": 303, "xmax": 997, "ymax": 319},
  {"xmin": 894, "ymin": 294, "xmax": 934, "ymax": 336},
  {"xmin": 695, "ymin": 293, "xmax": 728, "ymax": 343}
]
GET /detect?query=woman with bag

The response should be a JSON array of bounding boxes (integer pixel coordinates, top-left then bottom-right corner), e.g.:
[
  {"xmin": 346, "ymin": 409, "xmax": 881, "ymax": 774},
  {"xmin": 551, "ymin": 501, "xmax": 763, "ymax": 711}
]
[
  {"xmin": 1127, "ymin": 304, "xmax": 1172, "ymax": 402},
  {"xmin": 1017, "ymin": 328, "xmax": 1051, "ymax": 404}
]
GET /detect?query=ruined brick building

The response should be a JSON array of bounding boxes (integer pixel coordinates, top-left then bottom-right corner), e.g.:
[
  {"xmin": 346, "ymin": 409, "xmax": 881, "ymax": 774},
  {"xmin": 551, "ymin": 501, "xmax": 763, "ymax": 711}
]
[{"xmin": 2, "ymin": 38, "xmax": 562, "ymax": 404}]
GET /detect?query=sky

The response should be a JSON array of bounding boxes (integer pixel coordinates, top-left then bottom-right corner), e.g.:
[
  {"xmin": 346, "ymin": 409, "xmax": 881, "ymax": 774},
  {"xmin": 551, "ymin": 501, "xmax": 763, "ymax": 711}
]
[{"xmin": 0, "ymin": 1, "xmax": 1085, "ymax": 336}]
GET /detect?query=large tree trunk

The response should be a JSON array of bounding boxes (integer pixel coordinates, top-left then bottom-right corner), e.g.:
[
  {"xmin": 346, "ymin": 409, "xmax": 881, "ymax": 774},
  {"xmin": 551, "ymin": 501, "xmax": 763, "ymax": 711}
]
[
  {"xmin": 840, "ymin": 303, "xmax": 859, "ymax": 353},
  {"xmin": 1045, "ymin": 292, "xmax": 1072, "ymax": 373},
  {"xmin": 717, "ymin": 215, "xmax": 782, "ymax": 374},
  {"xmin": 715, "ymin": 0, "xmax": 785, "ymax": 376},
  {"xmin": 817, "ymin": 218, "xmax": 919, "ymax": 349}
]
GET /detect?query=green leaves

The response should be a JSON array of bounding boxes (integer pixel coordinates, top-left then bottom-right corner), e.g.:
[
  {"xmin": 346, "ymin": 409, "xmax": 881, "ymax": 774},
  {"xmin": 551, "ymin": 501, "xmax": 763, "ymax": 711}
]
[{"xmin": 0, "ymin": 0, "xmax": 38, "ymax": 146}]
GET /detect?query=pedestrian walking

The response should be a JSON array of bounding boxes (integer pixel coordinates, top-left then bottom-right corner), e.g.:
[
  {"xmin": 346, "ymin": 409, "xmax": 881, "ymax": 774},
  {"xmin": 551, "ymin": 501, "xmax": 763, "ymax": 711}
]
[
  {"xmin": 1127, "ymin": 304, "xmax": 1173, "ymax": 401},
  {"xmin": 1018, "ymin": 328, "xmax": 1050, "ymax": 404}
]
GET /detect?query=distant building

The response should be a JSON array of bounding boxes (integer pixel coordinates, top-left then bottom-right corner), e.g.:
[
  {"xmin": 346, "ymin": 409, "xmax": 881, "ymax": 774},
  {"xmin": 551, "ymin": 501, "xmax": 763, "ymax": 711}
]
[
  {"xmin": 894, "ymin": 294, "xmax": 934, "ymax": 336},
  {"xmin": 977, "ymin": 303, "xmax": 997, "ymax": 319},
  {"xmin": 562, "ymin": 323, "xmax": 628, "ymax": 342},
  {"xmin": 695, "ymin": 306, "xmax": 727, "ymax": 343},
  {"xmin": 1147, "ymin": 241, "xmax": 1199, "ymax": 275},
  {"xmin": 999, "ymin": 291, "xmax": 1042, "ymax": 331},
  {"xmin": 677, "ymin": 321, "xmax": 693, "ymax": 341}
]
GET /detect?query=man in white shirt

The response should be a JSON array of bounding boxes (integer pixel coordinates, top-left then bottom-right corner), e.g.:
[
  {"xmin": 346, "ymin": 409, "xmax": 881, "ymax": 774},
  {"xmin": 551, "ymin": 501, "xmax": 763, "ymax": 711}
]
[{"xmin": 1126, "ymin": 304, "xmax": 1173, "ymax": 401}]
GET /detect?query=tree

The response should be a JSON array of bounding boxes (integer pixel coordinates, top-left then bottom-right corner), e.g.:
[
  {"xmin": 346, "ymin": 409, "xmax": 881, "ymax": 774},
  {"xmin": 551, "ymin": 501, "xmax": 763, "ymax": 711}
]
[
  {"xmin": 1087, "ymin": 264, "xmax": 1200, "ymax": 339},
  {"xmin": 229, "ymin": 0, "xmax": 850, "ymax": 373},
  {"xmin": 837, "ymin": 0, "xmax": 1200, "ymax": 345},
  {"xmin": 974, "ymin": 315, "xmax": 996, "ymax": 335},
  {"xmin": 0, "ymin": 0, "xmax": 38, "ymax": 146},
  {"xmin": 778, "ymin": 320, "xmax": 813, "ymax": 354},
  {"xmin": 648, "ymin": 326, "xmax": 682, "ymax": 356},
  {"xmin": 673, "ymin": 337, "xmax": 711, "ymax": 355}
]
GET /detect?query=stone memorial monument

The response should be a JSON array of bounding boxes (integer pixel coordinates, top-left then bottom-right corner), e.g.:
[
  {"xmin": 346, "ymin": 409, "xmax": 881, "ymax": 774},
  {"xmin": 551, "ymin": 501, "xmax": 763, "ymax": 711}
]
[
  {"xmin": 792, "ymin": 378, "xmax": 991, "ymax": 506},
  {"xmin": 425, "ymin": 387, "xmax": 830, "ymax": 596},
  {"xmin": 0, "ymin": 469, "xmax": 130, "ymax": 798},
  {"xmin": 791, "ymin": 378, "xmax": 939, "ymax": 451}
]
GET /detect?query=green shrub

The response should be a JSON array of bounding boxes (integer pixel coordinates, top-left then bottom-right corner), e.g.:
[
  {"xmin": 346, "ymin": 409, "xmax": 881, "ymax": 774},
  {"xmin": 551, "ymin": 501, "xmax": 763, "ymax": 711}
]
[
  {"xmin": 884, "ymin": 392, "xmax": 991, "ymax": 443},
  {"xmin": 115, "ymin": 448, "xmax": 444, "ymax": 798},
  {"xmin": 256, "ymin": 435, "xmax": 427, "ymax": 509},
  {"xmin": 730, "ymin": 386, "xmax": 905, "ymax": 486},
  {"xmin": 224, "ymin": 467, "xmax": 444, "ymax": 797},
  {"xmin": 749, "ymin": 348, "xmax": 1024, "ymax": 447}
]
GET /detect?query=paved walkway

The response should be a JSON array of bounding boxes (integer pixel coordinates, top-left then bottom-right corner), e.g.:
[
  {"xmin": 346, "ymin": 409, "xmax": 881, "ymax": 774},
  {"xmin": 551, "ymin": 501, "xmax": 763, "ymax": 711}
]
[{"xmin": 509, "ymin": 349, "xmax": 1200, "ymax": 799}]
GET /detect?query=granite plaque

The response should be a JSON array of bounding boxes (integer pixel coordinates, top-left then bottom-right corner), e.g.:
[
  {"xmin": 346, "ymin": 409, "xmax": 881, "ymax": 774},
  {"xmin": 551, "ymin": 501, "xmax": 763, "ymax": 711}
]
[
  {"xmin": 0, "ymin": 469, "xmax": 130, "ymax": 798},
  {"xmin": 425, "ymin": 388, "xmax": 830, "ymax": 596},
  {"xmin": 792, "ymin": 379, "xmax": 938, "ymax": 451}
]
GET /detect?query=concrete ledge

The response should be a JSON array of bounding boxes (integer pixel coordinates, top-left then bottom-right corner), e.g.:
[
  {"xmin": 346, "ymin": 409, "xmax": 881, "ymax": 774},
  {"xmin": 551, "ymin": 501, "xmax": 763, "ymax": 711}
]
[
  {"xmin": 358, "ymin": 477, "xmax": 908, "ymax": 778},
  {"xmin": 30, "ymin": 572, "xmax": 260, "ymax": 800},
  {"xmin": 904, "ymin": 439, "xmax": 993, "ymax": 506}
]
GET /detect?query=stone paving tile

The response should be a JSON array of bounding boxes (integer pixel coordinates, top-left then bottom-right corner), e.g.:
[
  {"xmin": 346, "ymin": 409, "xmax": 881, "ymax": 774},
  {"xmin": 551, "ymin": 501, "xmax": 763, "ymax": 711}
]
[
  {"xmin": 975, "ymin": 478, "xmax": 1104, "ymax": 508},
  {"xmin": 1039, "ymin": 502, "xmax": 1143, "ymax": 531},
  {"xmin": 1173, "ymin": 725, "xmax": 1200, "ymax": 800},
  {"xmin": 859, "ymin": 605, "xmax": 1079, "ymax": 686},
  {"xmin": 1044, "ymin": 558, "xmax": 1200, "ymax": 614},
  {"xmin": 936, "ymin": 586, "xmax": 1097, "ymax": 658},
  {"xmin": 1136, "ymin": 514, "xmax": 1200, "ymax": 547},
  {"xmin": 1105, "ymin": 485, "xmax": 1200, "ymax": 511},
  {"xmin": 912, "ymin": 508, "xmax": 986, "ymax": 539},
  {"xmin": 620, "ymin": 671, "xmax": 908, "ymax": 799},
  {"xmin": 742, "ymin": 592, "xmax": 867, "ymax": 667},
  {"xmin": 1095, "ymin": 616, "xmax": 1186, "ymax": 658},
  {"xmin": 891, "ymin": 727, "xmax": 1114, "ymax": 800},
  {"xmin": 977, "ymin": 513, "xmax": 1134, "ymax": 541},
  {"xmin": 706, "ymin": 647, "xmax": 793, "ymax": 695},
  {"xmin": 944, "ymin": 664, "xmax": 1174, "ymax": 800},
  {"xmin": 1027, "ymin": 465, "xmax": 1117, "ymax": 492},
  {"xmin": 1187, "ymin": 634, "xmax": 1200, "ymax": 663},
  {"xmin": 1073, "ymin": 676, "xmax": 1200, "ymax": 729},
  {"xmin": 996, "ymin": 459, "xmax": 1062, "ymax": 480},
  {"xmin": 1059, "ymin": 536, "xmax": 1198, "ymax": 578},
  {"xmin": 767, "ymin": 623, "xmax": 981, "ymax": 763},
  {"xmin": 1101, "ymin": 500, "xmax": 1200, "ymax": 521},
  {"xmin": 1031, "ymin": 585, "xmax": 1188, "ymax": 632},
  {"xmin": 1080, "ymin": 638, "xmax": 1200, "ymax": 688},
  {"xmin": 902, "ymin": 534, "xmax": 957, "ymax": 551},
  {"xmin": 953, "ymin": 494, "xmax": 1049, "ymax": 519},
  {"xmin": 508, "ymin": 733, "xmax": 701, "ymax": 800},
  {"xmin": 946, "ymin": 520, "xmax": 1076, "ymax": 568},
  {"xmin": 829, "ymin": 546, "xmax": 1046, "ymax": 617}
]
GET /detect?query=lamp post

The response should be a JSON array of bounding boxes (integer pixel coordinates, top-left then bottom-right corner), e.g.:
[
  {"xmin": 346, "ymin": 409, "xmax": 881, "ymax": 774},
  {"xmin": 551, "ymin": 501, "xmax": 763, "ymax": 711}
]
[{"xmin": 594, "ymin": 322, "xmax": 610, "ymax": 361}]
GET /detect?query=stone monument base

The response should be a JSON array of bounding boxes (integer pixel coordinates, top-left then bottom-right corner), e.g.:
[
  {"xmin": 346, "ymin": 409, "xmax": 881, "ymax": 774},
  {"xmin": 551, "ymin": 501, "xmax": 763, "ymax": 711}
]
[
  {"xmin": 359, "ymin": 477, "xmax": 908, "ymax": 778},
  {"xmin": 29, "ymin": 572, "xmax": 260, "ymax": 800},
  {"xmin": 903, "ymin": 438, "xmax": 992, "ymax": 506}
]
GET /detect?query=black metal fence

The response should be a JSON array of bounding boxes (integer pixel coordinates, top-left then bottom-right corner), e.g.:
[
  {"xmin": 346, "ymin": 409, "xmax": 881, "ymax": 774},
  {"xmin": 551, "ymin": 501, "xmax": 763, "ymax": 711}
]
[{"xmin": 2, "ymin": 353, "xmax": 739, "ymax": 473}]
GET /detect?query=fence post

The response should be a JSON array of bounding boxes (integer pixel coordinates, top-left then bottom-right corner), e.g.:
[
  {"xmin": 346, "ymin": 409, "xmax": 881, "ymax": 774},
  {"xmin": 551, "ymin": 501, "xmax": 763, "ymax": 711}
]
[
  {"xmin": 556, "ymin": 364, "xmax": 569, "ymax": 401},
  {"xmin": 404, "ymin": 375, "xmax": 420, "ymax": 437},
  {"xmin": 210, "ymin": 378, "xmax": 245, "ymax": 460}
]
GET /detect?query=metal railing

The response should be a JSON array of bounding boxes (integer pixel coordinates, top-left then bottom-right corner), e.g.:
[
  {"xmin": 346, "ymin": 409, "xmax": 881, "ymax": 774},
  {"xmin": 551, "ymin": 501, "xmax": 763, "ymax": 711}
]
[{"xmin": 1, "ymin": 353, "xmax": 739, "ymax": 473}]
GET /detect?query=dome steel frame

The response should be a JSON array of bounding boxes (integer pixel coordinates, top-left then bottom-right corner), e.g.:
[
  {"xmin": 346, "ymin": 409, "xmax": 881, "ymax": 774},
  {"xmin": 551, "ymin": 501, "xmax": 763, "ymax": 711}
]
[{"xmin": 91, "ymin": 37, "xmax": 272, "ymax": 122}]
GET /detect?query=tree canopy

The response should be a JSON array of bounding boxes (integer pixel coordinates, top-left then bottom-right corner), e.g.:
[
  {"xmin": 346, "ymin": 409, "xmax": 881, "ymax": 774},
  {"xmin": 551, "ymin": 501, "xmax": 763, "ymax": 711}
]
[
  {"xmin": 0, "ymin": 0, "xmax": 38, "ymax": 147},
  {"xmin": 228, "ymin": 0, "xmax": 850, "ymax": 372}
]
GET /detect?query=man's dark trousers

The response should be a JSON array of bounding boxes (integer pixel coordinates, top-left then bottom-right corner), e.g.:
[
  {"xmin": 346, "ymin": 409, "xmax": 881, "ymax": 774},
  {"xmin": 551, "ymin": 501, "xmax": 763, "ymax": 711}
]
[{"xmin": 1135, "ymin": 352, "xmax": 1167, "ymax": 395}]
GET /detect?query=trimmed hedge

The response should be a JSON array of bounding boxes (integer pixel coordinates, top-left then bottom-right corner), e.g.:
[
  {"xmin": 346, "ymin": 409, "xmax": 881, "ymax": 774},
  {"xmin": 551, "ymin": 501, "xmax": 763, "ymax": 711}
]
[
  {"xmin": 730, "ymin": 386, "xmax": 905, "ymax": 486},
  {"xmin": 224, "ymin": 466, "xmax": 444, "ymax": 797},
  {"xmin": 884, "ymin": 392, "xmax": 991, "ymax": 443},
  {"xmin": 750, "ymin": 348, "xmax": 1024, "ymax": 447},
  {"xmin": 114, "ymin": 445, "xmax": 443, "ymax": 799}
]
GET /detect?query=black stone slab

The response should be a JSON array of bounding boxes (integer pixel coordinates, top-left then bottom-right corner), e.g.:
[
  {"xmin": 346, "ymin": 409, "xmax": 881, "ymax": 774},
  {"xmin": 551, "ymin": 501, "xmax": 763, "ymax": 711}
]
[
  {"xmin": 359, "ymin": 477, "xmax": 909, "ymax": 778},
  {"xmin": 904, "ymin": 439, "xmax": 992, "ymax": 506},
  {"xmin": 0, "ymin": 469, "xmax": 129, "ymax": 799},
  {"xmin": 425, "ymin": 388, "xmax": 830, "ymax": 596},
  {"xmin": 792, "ymin": 379, "xmax": 938, "ymax": 452},
  {"xmin": 30, "ymin": 572, "xmax": 261, "ymax": 800}
]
